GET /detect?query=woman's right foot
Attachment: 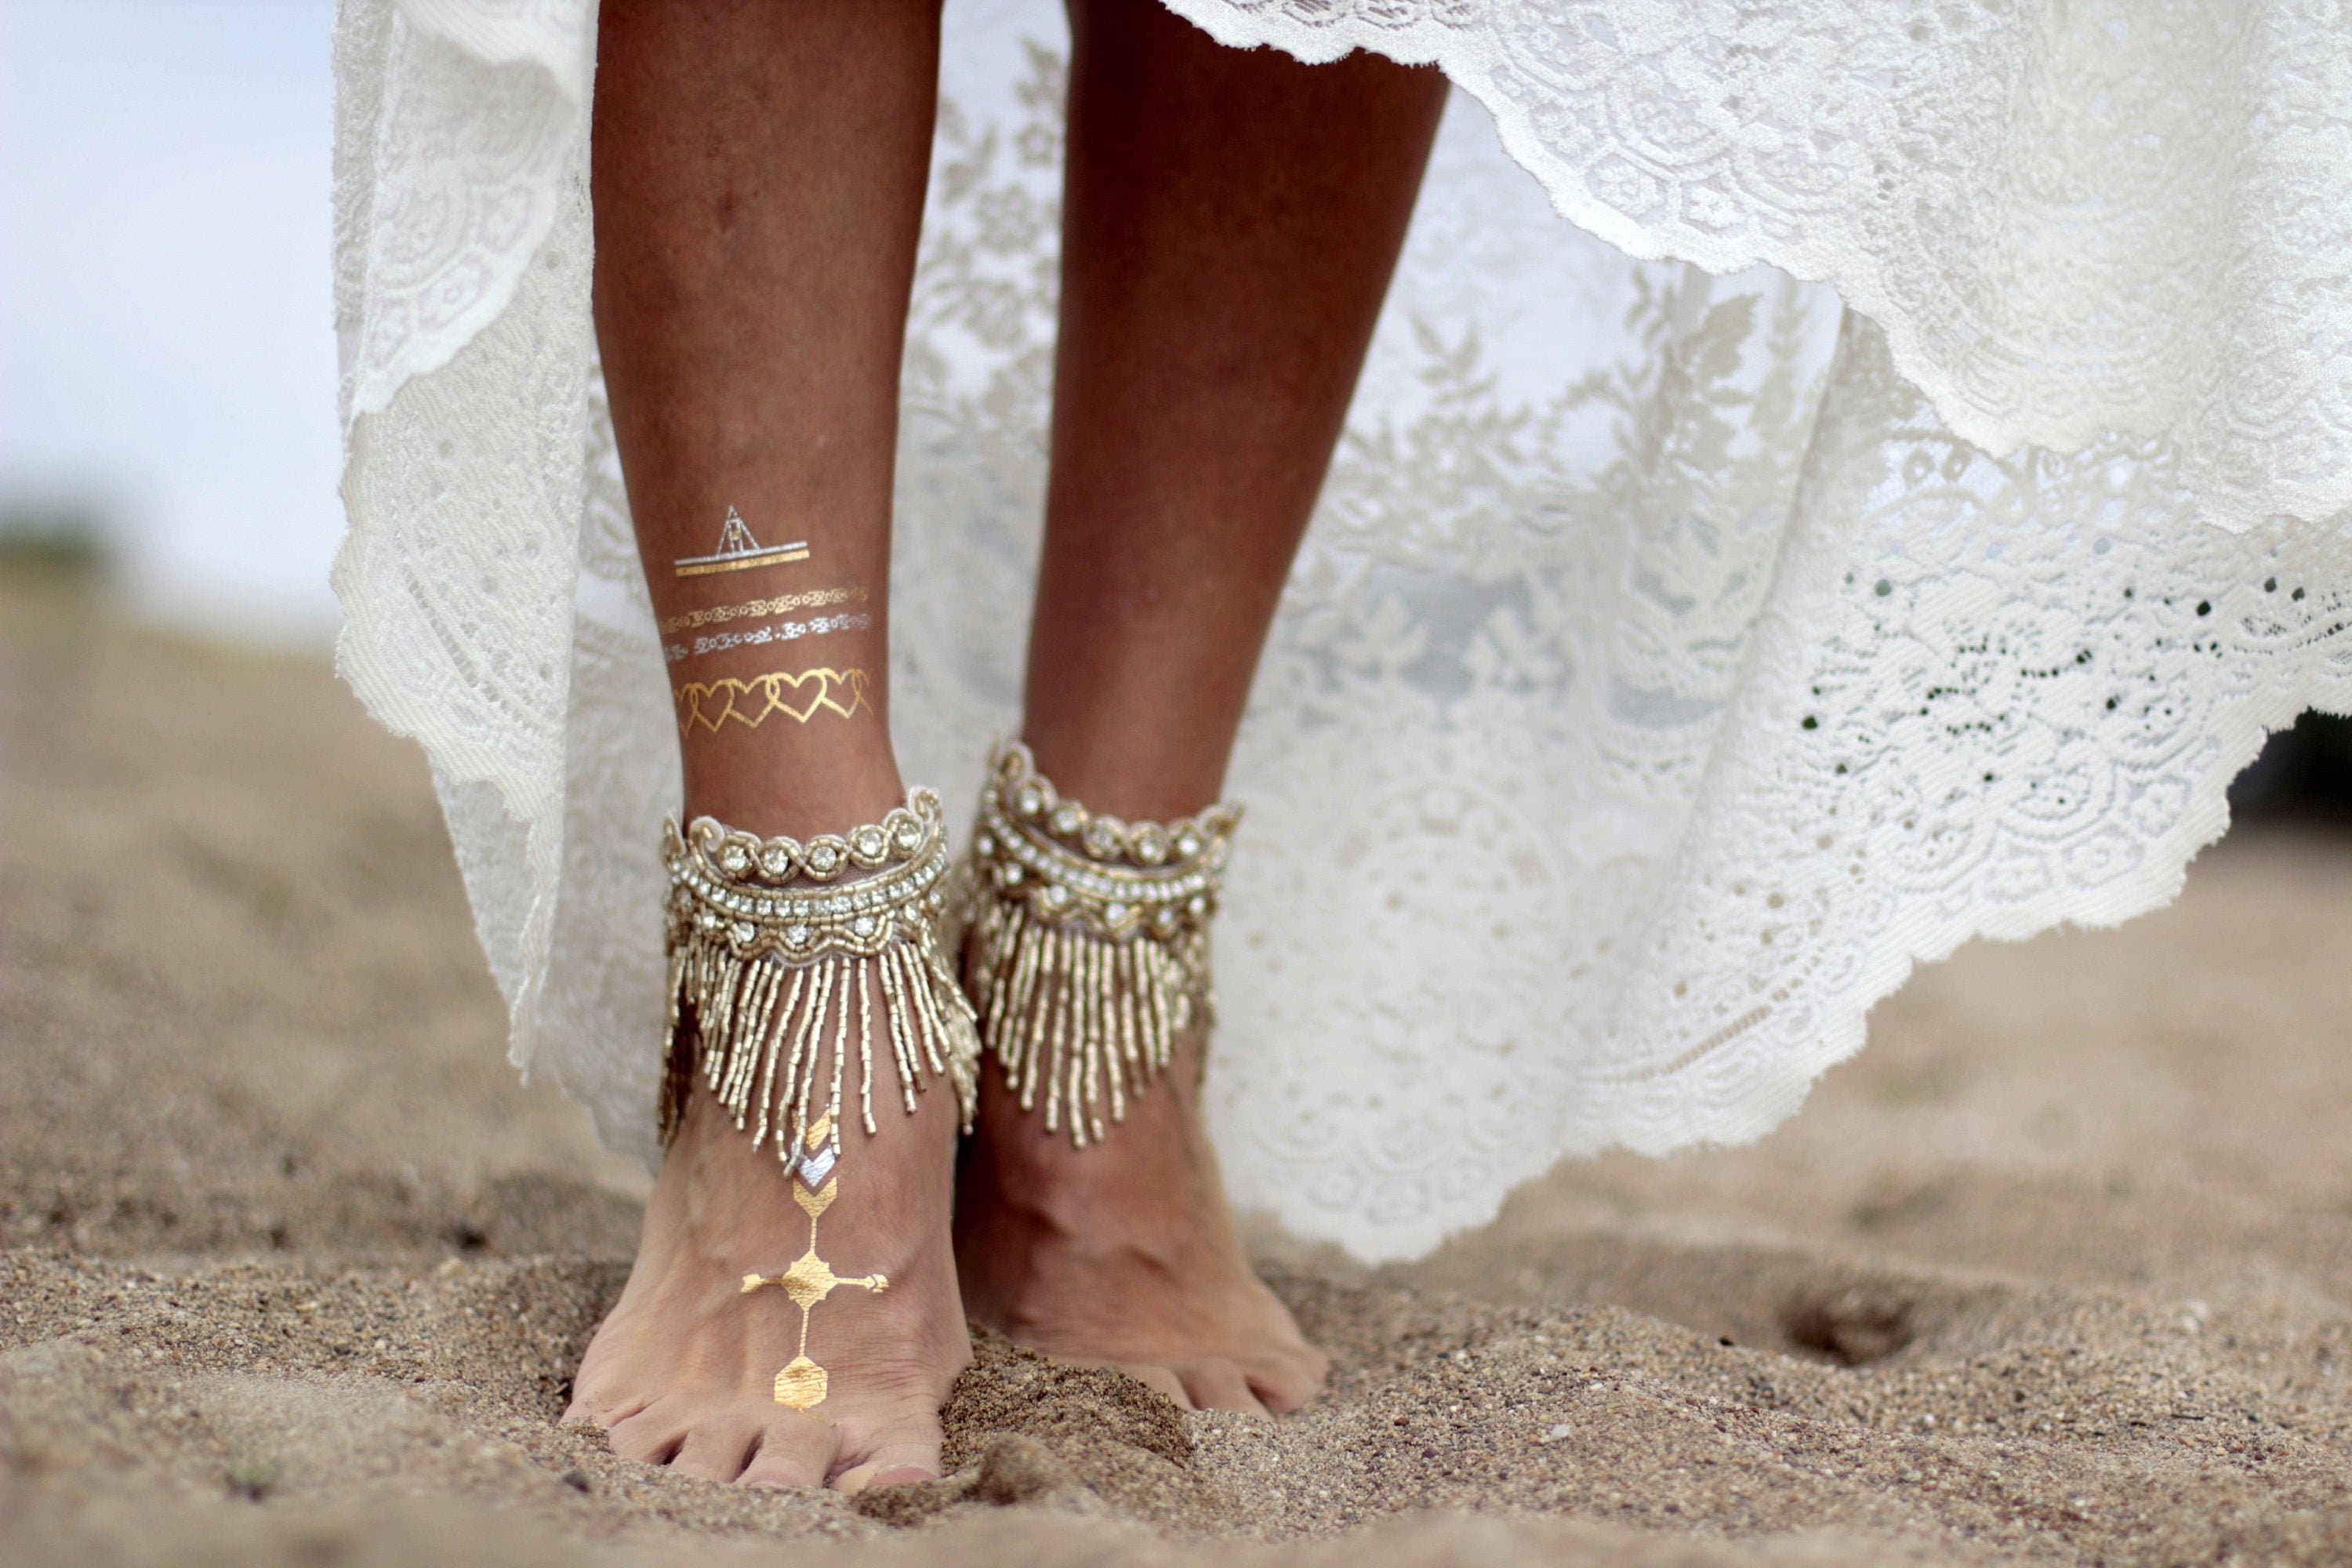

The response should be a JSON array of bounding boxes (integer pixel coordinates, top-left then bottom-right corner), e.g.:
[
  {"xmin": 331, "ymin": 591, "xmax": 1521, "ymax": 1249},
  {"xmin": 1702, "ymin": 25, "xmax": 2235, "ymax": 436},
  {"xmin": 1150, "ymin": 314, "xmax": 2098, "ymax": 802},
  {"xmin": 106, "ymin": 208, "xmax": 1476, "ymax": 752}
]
[{"xmin": 566, "ymin": 1078, "xmax": 969, "ymax": 1490}]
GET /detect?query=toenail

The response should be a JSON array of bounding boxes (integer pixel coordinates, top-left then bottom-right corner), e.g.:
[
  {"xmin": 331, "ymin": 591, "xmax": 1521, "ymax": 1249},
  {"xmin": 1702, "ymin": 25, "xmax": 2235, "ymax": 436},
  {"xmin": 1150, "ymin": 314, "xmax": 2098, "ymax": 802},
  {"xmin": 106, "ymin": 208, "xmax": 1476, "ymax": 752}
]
[{"xmin": 863, "ymin": 1466, "xmax": 938, "ymax": 1488}]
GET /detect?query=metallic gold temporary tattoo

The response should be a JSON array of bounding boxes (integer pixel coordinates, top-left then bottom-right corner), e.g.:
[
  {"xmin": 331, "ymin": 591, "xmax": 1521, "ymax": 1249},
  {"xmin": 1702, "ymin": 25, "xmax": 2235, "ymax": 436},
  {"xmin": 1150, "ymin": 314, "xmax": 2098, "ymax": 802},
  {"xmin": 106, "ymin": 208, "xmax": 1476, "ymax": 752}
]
[
  {"xmin": 663, "ymin": 612, "xmax": 871, "ymax": 664},
  {"xmin": 673, "ymin": 506, "xmax": 810, "ymax": 578},
  {"xmin": 739, "ymin": 1115, "xmax": 889, "ymax": 1413},
  {"xmin": 659, "ymin": 586, "xmax": 867, "ymax": 635},
  {"xmin": 674, "ymin": 668, "xmax": 872, "ymax": 731}
]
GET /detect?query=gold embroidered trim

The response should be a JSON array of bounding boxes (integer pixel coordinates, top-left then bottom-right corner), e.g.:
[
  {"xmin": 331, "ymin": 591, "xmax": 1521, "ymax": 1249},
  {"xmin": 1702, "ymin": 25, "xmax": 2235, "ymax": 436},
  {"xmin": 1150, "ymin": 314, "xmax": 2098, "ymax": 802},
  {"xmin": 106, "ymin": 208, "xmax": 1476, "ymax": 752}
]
[
  {"xmin": 660, "ymin": 790, "xmax": 978, "ymax": 1157},
  {"xmin": 739, "ymin": 1113, "xmax": 889, "ymax": 1413},
  {"xmin": 961, "ymin": 740, "xmax": 1240, "ymax": 1146},
  {"xmin": 674, "ymin": 668, "xmax": 872, "ymax": 731},
  {"xmin": 659, "ymin": 585, "xmax": 868, "ymax": 635}
]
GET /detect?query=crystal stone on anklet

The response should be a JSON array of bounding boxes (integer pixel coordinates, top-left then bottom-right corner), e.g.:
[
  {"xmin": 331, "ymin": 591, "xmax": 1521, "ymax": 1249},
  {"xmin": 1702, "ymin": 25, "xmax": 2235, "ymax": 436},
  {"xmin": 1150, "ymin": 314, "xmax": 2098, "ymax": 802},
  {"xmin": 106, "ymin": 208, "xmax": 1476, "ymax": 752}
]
[{"xmin": 659, "ymin": 788, "xmax": 978, "ymax": 1164}]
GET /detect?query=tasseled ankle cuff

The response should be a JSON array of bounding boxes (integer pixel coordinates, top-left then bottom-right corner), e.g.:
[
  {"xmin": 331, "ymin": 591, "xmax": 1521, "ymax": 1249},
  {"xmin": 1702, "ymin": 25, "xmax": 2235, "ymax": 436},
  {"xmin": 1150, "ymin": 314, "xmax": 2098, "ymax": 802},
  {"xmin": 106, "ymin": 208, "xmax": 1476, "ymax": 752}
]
[
  {"xmin": 962, "ymin": 740, "xmax": 1240, "ymax": 1147},
  {"xmin": 659, "ymin": 789, "xmax": 978, "ymax": 1162}
]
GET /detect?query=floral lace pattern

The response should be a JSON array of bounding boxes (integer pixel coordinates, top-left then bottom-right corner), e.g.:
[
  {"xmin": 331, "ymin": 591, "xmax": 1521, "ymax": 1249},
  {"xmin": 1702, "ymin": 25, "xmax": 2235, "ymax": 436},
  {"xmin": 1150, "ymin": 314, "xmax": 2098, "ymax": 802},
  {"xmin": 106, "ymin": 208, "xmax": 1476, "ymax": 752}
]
[
  {"xmin": 332, "ymin": 0, "xmax": 2352, "ymax": 1258},
  {"xmin": 1165, "ymin": 0, "xmax": 2352, "ymax": 532}
]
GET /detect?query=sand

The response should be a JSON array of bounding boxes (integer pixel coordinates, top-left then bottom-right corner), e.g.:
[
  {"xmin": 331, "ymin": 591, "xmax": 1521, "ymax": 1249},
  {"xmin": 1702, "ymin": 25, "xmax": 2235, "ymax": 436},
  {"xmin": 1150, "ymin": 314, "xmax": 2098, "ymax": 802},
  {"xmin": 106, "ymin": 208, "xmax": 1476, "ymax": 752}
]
[{"xmin": 6, "ymin": 571, "xmax": 2352, "ymax": 1566}]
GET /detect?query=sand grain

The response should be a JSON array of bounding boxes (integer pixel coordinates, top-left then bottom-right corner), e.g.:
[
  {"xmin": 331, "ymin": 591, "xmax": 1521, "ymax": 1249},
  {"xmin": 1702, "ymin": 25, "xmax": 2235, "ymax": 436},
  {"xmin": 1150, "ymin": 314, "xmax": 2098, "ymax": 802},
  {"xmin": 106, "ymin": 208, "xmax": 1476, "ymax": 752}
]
[{"xmin": 8, "ymin": 580, "xmax": 2351, "ymax": 1565}]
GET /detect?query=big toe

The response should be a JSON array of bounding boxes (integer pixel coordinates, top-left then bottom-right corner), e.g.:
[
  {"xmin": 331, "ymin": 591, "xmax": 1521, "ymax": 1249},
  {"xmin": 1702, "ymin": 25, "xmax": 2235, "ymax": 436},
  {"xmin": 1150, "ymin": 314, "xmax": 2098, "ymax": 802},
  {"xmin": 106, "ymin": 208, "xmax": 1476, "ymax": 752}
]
[
  {"xmin": 564, "ymin": 1367, "xmax": 648, "ymax": 1428},
  {"xmin": 608, "ymin": 1398, "xmax": 693, "ymax": 1466}
]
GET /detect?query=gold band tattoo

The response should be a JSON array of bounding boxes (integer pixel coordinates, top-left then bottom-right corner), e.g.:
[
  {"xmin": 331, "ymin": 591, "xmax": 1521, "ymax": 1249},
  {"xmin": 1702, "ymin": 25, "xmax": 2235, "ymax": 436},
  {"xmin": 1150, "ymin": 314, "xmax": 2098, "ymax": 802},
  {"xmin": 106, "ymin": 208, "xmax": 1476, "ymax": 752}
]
[
  {"xmin": 673, "ymin": 506, "xmax": 809, "ymax": 578},
  {"xmin": 739, "ymin": 1113, "xmax": 891, "ymax": 1412},
  {"xmin": 659, "ymin": 585, "xmax": 868, "ymax": 635},
  {"xmin": 664, "ymin": 612, "xmax": 870, "ymax": 665},
  {"xmin": 674, "ymin": 668, "xmax": 872, "ymax": 731}
]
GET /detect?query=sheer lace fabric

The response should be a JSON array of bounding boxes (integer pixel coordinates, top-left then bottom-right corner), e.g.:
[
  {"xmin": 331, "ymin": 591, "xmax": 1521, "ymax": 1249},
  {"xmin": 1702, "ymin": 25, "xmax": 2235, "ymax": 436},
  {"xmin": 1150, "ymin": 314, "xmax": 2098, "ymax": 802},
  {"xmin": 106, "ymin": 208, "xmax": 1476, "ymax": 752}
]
[
  {"xmin": 1165, "ymin": 0, "xmax": 2352, "ymax": 532},
  {"xmin": 332, "ymin": 0, "xmax": 2352, "ymax": 1259}
]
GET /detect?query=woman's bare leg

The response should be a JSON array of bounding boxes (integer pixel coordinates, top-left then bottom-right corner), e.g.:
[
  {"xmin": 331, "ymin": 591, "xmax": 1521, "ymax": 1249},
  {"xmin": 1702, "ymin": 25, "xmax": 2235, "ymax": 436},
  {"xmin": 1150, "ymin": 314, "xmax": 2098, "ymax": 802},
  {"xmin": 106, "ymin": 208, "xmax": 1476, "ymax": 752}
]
[
  {"xmin": 568, "ymin": 0, "xmax": 964, "ymax": 1491},
  {"xmin": 955, "ymin": 2, "xmax": 1446, "ymax": 1414}
]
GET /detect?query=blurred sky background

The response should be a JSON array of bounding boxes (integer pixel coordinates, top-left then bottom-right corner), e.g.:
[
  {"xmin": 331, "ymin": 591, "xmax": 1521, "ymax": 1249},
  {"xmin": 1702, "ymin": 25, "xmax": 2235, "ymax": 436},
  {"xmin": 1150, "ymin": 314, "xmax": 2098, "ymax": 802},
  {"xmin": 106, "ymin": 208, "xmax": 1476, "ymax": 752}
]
[{"xmin": 1, "ymin": 0, "xmax": 343, "ymax": 643}]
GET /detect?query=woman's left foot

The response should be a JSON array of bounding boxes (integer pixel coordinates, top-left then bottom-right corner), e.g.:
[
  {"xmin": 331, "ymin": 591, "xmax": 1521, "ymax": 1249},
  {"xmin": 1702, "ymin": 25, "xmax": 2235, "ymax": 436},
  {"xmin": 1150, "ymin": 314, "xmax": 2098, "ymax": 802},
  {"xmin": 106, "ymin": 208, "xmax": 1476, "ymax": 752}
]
[{"xmin": 952, "ymin": 1043, "xmax": 1329, "ymax": 1415}]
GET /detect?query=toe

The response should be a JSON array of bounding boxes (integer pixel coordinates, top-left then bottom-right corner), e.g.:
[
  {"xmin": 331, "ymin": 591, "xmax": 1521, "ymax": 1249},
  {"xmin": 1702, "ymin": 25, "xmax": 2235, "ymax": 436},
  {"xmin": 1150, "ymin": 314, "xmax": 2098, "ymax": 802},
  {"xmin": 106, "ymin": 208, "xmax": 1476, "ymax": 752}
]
[
  {"xmin": 564, "ymin": 1363, "xmax": 646, "ymax": 1428},
  {"xmin": 1249, "ymin": 1341, "xmax": 1330, "ymax": 1414},
  {"xmin": 1174, "ymin": 1358, "xmax": 1270, "ymax": 1416},
  {"xmin": 670, "ymin": 1412, "xmax": 764, "ymax": 1483},
  {"xmin": 739, "ymin": 1414, "xmax": 839, "ymax": 1490},
  {"xmin": 832, "ymin": 1416, "xmax": 944, "ymax": 1494},
  {"xmin": 1243, "ymin": 1358, "xmax": 1318, "ymax": 1414},
  {"xmin": 608, "ymin": 1399, "xmax": 694, "ymax": 1466},
  {"xmin": 1119, "ymin": 1362, "xmax": 1194, "ymax": 1409},
  {"xmin": 564, "ymin": 1391, "xmax": 651, "ymax": 1428}
]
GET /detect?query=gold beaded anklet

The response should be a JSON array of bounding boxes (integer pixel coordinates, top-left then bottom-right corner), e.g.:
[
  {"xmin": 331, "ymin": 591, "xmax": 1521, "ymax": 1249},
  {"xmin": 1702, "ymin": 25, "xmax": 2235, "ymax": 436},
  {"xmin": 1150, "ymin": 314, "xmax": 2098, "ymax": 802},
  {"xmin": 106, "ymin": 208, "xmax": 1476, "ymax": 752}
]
[
  {"xmin": 962, "ymin": 740, "xmax": 1240, "ymax": 1148},
  {"xmin": 660, "ymin": 790, "xmax": 978, "ymax": 1414}
]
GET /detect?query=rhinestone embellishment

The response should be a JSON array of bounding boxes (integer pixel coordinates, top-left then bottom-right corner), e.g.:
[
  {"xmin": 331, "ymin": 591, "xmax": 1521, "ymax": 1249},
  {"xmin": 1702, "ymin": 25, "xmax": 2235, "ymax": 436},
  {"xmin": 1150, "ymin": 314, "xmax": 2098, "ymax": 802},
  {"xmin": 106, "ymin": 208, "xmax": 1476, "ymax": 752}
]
[{"xmin": 963, "ymin": 739, "xmax": 1240, "ymax": 1149}]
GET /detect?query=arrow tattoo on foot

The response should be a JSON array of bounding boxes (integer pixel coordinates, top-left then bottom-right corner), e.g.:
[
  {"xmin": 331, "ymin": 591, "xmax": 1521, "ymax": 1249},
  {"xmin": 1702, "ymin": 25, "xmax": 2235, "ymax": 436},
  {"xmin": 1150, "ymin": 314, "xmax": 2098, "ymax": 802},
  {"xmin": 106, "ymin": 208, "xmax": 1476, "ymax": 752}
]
[{"xmin": 739, "ymin": 1113, "xmax": 890, "ymax": 1412}]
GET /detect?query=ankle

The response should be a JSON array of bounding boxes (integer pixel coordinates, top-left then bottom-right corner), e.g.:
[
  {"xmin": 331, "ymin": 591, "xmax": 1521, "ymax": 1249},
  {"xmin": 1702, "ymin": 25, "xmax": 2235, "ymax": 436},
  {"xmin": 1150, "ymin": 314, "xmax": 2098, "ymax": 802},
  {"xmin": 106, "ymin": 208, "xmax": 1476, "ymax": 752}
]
[
  {"xmin": 682, "ymin": 740, "xmax": 903, "ymax": 839},
  {"xmin": 970, "ymin": 1064, "xmax": 1215, "ymax": 1217}
]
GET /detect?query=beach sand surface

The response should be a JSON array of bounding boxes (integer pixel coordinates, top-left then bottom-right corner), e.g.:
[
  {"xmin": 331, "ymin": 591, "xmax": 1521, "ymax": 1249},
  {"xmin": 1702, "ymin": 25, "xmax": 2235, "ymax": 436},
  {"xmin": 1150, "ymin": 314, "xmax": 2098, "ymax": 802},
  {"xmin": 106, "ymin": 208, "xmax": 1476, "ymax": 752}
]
[{"xmin": 6, "ymin": 576, "xmax": 2351, "ymax": 1565}]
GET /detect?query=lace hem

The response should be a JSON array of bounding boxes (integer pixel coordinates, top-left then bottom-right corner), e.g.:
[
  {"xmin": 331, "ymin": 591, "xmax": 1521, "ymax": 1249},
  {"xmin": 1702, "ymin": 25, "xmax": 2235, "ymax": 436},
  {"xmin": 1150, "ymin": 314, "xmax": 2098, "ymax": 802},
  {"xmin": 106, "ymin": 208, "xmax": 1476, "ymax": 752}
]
[{"xmin": 331, "ymin": 0, "xmax": 2352, "ymax": 1259}]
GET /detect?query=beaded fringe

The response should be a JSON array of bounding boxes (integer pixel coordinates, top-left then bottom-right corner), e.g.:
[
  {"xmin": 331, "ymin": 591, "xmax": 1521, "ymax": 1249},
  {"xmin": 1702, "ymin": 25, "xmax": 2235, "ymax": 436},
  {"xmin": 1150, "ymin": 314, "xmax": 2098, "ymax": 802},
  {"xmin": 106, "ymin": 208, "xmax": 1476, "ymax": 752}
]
[
  {"xmin": 659, "ymin": 920, "xmax": 977, "ymax": 1161},
  {"xmin": 964, "ymin": 887, "xmax": 1212, "ymax": 1147}
]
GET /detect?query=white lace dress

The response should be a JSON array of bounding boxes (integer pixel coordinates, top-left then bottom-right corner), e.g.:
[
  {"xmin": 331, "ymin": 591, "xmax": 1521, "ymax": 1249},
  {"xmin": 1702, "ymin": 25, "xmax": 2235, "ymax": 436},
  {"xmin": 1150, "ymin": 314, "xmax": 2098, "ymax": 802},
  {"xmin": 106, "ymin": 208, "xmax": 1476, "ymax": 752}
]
[{"xmin": 332, "ymin": 0, "xmax": 2352, "ymax": 1259}]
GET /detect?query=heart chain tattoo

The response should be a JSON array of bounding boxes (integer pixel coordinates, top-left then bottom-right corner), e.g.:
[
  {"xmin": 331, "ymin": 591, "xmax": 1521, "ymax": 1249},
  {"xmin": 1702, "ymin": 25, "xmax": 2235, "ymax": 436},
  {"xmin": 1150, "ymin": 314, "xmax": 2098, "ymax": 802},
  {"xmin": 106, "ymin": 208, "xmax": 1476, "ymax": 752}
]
[{"xmin": 673, "ymin": 667, "xmax": 872, "ymax": 731}]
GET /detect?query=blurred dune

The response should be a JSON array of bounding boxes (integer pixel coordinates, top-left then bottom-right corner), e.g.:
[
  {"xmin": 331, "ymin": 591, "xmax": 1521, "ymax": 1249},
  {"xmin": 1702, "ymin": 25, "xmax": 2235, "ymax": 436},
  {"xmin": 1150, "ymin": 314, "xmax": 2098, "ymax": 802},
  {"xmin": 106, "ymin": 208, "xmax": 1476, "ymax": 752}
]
[{"xmin": 7, "ymin": 569, "xmax": 2352, "ymax": 1566}]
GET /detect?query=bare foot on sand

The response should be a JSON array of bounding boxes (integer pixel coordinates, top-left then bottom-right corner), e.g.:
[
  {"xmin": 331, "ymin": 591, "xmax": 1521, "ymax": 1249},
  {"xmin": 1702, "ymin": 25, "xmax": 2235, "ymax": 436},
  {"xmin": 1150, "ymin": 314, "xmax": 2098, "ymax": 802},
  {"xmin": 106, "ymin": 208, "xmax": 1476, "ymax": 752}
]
[
  {"xmin": 953, "ymin": 1042, "xmax": 1329, "ymax": 1416},
  {"xmin": 566, "ymin": 1081, "xmax": 968, "ymax": 1490}
]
